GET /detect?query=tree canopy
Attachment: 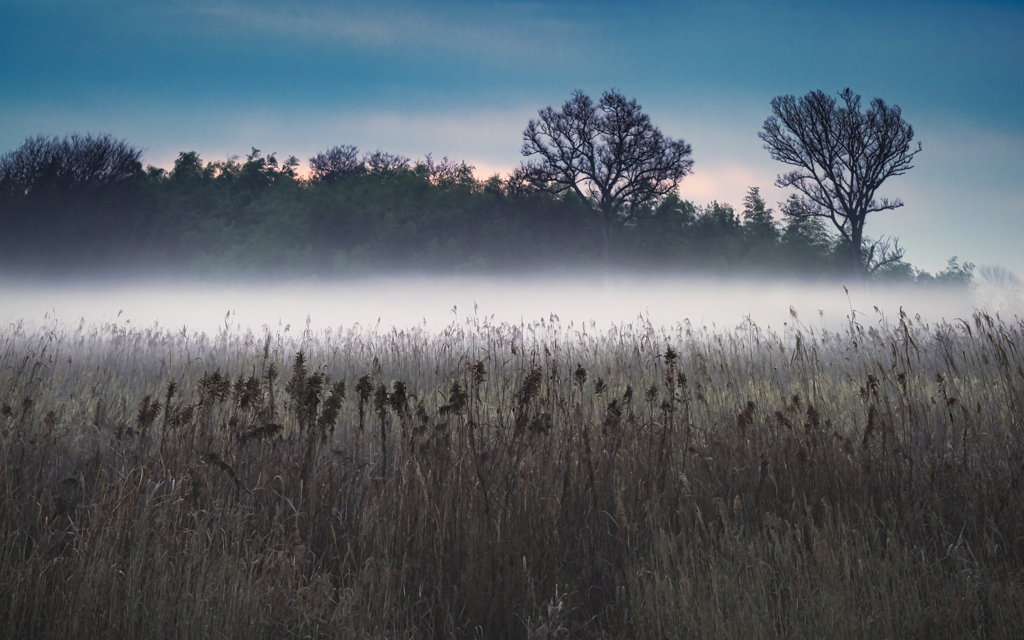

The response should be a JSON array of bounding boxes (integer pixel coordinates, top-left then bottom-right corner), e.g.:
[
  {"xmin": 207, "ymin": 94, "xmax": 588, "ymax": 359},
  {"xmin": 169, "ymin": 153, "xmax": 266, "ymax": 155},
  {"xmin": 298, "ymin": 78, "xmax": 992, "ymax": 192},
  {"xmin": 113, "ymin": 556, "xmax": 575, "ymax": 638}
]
[
  {"xmin": 0, "ymin": 133, "xmax": 142, "ymax": 198},
  {"xmin": 0, "ymin": 112, "xmax": 966, "ymax": 285},
  {"xmin": 521, "ymin": 89, "xmax": 694, "ymax": 266},
  {"xmin": 759, "ymin": 88, "xmax": 920, "ymax": 274}
]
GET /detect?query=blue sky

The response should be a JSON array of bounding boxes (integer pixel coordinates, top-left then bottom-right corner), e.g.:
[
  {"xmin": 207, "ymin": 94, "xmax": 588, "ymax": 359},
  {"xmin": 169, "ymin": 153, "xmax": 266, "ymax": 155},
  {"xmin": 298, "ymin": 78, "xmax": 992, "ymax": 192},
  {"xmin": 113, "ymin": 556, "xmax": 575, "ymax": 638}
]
[{"xmin": 2, "ymin": 0, "xmax": 1022, "ymax": 274}]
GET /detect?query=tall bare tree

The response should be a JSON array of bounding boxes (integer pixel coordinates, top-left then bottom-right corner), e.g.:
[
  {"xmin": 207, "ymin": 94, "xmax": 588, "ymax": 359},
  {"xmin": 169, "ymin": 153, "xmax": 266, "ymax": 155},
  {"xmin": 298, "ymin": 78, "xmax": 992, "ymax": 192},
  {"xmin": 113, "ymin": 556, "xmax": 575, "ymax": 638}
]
[
  {"xmin": 521, "ymin": 89, "xmax": 694, "ymax": 266},
  {"xmin": 759, "ymin": 88, "xmax": 920, "ymax": 274}
]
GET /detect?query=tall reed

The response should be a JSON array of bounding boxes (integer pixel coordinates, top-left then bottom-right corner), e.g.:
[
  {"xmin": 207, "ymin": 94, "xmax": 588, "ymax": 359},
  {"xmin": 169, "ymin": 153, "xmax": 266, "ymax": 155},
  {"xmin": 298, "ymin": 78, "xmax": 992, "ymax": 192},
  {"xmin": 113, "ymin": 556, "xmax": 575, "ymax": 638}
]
[{"xmin": 1, "ymin": 309, "xmax": 1022, "ymax": 638}]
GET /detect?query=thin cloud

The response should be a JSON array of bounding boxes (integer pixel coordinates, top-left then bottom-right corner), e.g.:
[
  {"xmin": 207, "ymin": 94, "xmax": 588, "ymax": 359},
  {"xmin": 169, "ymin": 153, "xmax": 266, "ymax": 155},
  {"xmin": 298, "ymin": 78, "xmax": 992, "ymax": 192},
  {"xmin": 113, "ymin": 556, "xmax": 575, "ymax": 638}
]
[{"xmin": 170, "ymin": 0, "xmax": 595, "ymax": 66}]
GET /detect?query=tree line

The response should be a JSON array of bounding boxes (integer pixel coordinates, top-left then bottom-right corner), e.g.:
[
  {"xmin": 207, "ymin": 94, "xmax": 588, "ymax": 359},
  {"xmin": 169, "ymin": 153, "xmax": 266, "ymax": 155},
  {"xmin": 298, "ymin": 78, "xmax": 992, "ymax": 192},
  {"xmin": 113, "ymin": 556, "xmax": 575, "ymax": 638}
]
[{"xmin": 0, "ymin": 89, "xmax": 973, "ymax": 283}]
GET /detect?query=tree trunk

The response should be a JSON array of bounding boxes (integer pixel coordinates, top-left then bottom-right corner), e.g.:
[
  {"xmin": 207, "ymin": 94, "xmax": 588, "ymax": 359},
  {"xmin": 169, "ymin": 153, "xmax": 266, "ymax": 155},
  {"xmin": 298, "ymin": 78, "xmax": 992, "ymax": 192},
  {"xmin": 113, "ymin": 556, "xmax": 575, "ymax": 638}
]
[{"xmin": 850, "ymin": 221, "xmax": 865, "ymax": 276}]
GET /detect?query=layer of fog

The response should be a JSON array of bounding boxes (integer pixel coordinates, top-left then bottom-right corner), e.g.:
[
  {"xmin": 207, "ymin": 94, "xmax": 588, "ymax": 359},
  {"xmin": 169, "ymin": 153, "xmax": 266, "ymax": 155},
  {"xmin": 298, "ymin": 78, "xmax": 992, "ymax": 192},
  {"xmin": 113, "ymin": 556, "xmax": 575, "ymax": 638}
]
[{"xmin": 3, "ymin": 272, "xmax": 1020, "ymax": 339}]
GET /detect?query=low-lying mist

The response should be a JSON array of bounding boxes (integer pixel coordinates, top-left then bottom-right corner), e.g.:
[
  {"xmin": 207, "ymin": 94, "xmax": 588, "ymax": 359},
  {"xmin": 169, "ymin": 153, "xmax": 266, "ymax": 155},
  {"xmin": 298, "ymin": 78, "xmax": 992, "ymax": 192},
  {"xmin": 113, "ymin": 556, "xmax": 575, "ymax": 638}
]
[{"xmin": 3, "ymin": 272, "xmax": 1018, "ymax": 336}]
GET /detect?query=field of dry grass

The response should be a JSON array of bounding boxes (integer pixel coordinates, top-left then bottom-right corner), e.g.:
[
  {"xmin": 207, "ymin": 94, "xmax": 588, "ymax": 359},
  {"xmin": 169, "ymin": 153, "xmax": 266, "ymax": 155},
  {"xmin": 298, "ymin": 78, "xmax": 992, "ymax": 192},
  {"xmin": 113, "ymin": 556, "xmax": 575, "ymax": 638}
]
[{"xmin": 2, "ymin": 308, "xmax": 1023, "ymax": 638}]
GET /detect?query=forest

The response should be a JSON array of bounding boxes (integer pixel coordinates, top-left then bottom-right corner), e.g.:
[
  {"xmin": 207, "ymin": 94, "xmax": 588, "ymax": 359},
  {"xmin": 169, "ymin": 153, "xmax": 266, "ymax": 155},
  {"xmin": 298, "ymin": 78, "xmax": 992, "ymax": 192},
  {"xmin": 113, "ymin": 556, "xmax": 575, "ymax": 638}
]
[{"xmin": 0, "ymin": 133, "xmax": 973, "ymax": 283}]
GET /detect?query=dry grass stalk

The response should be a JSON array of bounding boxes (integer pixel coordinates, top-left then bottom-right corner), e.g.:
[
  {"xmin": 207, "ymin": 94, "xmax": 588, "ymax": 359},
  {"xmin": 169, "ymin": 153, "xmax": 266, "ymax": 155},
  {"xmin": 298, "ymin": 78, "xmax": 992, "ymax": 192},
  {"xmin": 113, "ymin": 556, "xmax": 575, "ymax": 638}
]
[{"xmin": 1, "ymin": 310, "xmax": 1022, "ymax": 638}]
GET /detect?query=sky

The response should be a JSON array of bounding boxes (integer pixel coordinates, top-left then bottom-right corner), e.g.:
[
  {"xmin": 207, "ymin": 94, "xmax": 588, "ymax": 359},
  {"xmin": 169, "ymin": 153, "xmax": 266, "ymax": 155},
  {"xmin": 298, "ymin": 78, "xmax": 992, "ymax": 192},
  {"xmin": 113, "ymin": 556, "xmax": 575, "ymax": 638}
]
[{"xmin": 2, "ymin": 0, "xmax": 1022, "ymax": 275}]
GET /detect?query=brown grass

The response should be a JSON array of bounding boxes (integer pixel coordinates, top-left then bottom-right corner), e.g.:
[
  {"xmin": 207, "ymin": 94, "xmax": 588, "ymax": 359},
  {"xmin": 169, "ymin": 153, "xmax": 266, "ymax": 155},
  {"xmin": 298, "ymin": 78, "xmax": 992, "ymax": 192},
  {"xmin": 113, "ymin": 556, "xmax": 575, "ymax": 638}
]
[{"xmin": 1, "ymin": 309, "xmax": 1023, "ymax": 638}]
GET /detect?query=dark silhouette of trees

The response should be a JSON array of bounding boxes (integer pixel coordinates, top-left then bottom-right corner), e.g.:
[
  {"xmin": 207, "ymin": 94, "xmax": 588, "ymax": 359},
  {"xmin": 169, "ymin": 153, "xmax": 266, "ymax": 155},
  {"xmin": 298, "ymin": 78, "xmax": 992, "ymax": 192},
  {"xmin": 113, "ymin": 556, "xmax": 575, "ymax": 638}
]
[
  {"xmin": 0, "ymin": 134, "xmax": 145, "ymax": 263},
  {"xmin": 309, "ymin": 145, "xmax": 366, "ymax": 184},
  {"xmin": 521, "ymin": 89, "xmax": 694, "ymax": 265},
  {"xmin": 309, "ymin": 147, "xmax": 475, "ymax": 190},
  {"xmin": 779, "ymin": 194, "xmax": 833, "ymax": 258},
  {"xmin": 1, "ymin": 130, "xmax": 967, "ymax": 282},
  {"xmin": 170, "ymin": 151, "xmax": 211, "ymax": 184},
  {"xmin": 741, "ymin": 187, "xmax": 778, "ymax": 241},
  {"xmin": 863, "ymin": 236, "xmax": 907, "ymax": 274},
  {"xmin": 237, "ymin": 148, "xmax": 300, "ymax": 193},
  {"xmin": 0, "ymin": 133, "xmax": 142, "ymax": 198},
  {"xmin": 416, "ymin": 154, "xmax": 476, "ymax": 190},
  {"xmin": 693, "ymin": 201, "xmax": 740, "ymax": 241},
  {"xmin": 934, "ymin": 256, "xmax": 975, "ymax": 284},
  {"xmin": 759, "ymin": 88, "xmax": 920, "ymax": 274},
  {"xmin": 365, "ymin": 151, "xmax": 411, "ymax": 182}
]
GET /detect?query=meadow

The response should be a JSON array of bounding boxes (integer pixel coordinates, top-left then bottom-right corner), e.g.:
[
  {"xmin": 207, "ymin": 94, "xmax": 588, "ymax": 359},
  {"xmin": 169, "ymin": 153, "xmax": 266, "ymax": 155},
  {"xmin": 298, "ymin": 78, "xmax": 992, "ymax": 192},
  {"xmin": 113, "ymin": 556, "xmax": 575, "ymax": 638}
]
[{"xmin": 2, "ymin": 307, "xmax": 1023, "ymax": 638}]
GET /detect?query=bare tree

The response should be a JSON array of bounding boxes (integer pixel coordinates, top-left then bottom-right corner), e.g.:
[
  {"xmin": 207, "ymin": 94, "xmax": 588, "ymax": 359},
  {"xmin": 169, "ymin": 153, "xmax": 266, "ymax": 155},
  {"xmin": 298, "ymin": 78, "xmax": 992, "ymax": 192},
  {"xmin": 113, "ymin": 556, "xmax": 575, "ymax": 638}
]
[
  {"xmin": 0, "ymin": 133, "xmax": 142, "ymax": 197},
  {"xmin": 416, "ymin": 154, "xmax": 475, "ymax": 190},
  {"xmin": 521, "ymin": 89, "xmax": 694, "ymax": 265},
  {"xmin": 759, "ymin": 88, "xmax": 921, "ymax": 274},
  {"xmin": 308, "ymin": 145, "xmax": 366, "ymax": 184},
  {"xmin": 364, "ymin": 150, "xmax": 411, "ymax": 183},
  {"xmin": 864, "ymin": 236, "xmax": 906, "ymax": 274}
]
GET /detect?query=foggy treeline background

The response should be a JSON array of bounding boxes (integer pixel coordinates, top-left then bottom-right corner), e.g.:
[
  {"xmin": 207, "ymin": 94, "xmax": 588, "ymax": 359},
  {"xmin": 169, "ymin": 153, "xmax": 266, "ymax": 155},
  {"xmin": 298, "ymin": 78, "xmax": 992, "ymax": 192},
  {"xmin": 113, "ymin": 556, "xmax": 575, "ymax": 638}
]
[{"xmin": 0, "ymin": 134, "xmax": 973, "ymax": 281}]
